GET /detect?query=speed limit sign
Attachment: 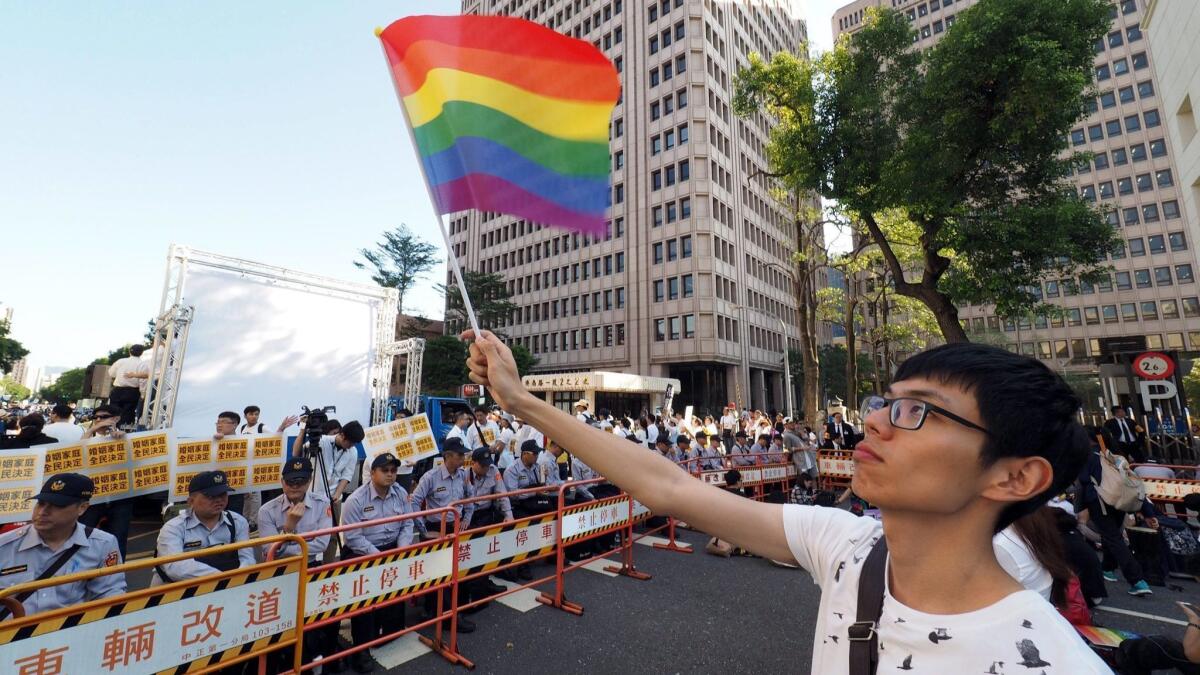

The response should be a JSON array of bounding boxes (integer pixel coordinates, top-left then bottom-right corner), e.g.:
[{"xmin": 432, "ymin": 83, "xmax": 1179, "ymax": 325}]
[{"xmin": 1131, "ymin": 351, "xmax": 1175, "ymax": 380}]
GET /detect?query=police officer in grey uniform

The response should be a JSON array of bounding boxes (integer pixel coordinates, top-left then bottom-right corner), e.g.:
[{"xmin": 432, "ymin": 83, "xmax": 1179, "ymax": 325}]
[
  {"xmin": 467, "ymin": 447, "xmax": 514, "ymax": 526},
  {"xmin": 340, "ymin": 453, "xmax": 418, "ymax": 672},
  {"xmin": 410, "ymin": 437, "xmax": 475, "ymax": 538},
  {"xmin": 410, "ymin": 439, "xmax": 489, "ymax": 625},
  {"xmin": 257, "ymin": 458, "xmax": 339, "ymax": 672},
  {"xmin": 0, "ymin": 473, "xmax": 126, "ymax": 620},
  {"xmin": 256, "ymin": 457, "xmax": 333, "ymax": 562},
  {"xmin": 503, "ymin": 439, "xmax": 552, "ymax": 517},
  {"xmin": 153, "ymin": 470, "xmax": 254, "ymax": 586}
]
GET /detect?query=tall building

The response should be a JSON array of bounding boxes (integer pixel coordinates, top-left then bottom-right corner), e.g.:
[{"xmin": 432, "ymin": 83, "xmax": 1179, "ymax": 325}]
[
  {"xmin": 449, "ymin": 0, "xmax": 810, "ymax": 414},
  {"xmin": 1144, "ymin": 1, "xmax": 1200, "ymax": 296},
  {"xmin": 834, "ymin": 0, "xmax": 1200, "ymax": 370}
]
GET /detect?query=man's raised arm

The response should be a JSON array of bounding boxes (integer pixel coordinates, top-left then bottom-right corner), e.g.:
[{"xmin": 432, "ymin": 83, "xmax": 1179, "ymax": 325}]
[{"xmin": 462, "ymin": 329, "xmax": 796, "ymax": 563}]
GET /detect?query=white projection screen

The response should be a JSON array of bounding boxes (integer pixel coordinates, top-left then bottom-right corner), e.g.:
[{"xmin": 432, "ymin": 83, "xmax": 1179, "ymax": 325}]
[{"xmin": 168, "ymin": 261, "xmax": 388, "ymax": 437}]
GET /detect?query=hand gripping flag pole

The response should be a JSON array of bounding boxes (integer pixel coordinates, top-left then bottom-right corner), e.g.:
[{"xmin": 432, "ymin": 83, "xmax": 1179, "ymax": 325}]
[{"xmin": 375, "ymin": 15, "xmax": 621, "ymax": 339}]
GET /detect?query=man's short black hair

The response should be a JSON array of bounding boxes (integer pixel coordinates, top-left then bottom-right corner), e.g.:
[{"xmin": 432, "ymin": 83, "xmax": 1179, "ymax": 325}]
[
  {"xmin": 341, "ymin": 421, "xmax": 365, "ymax": 445},
  {"xmin": 1110, "ymin": 405, "xmax": 1124, "ymax": 414},
  {"xmin": 244, "ymin": 405, "xmax": 260, "ymax": 415},
  {"xmin": 474, "ymin": 406, "xmax": 489, "ymax": 414},
  {"xmin": 51, "ymin": 403, "xmax": 72, "ymax": 420},
  {"xmin": 893, "ymin": 342, "xmax": 1089, "ymax": 532},
  {"xmin": 218, "ymin": 411, "xmax": 241, "ymax": 425},
  {"xmin": 129, "ymin": 344, "xmax": 146, "ymax": 357},
  {"xmin": 757, "ymin": 434, "xmax": 772, "ymax": 443},
  {"xmin": 322, "ymin": 419, "xmax": 341, "ymax": 434},
  {"xmin": 19, "ymin": 413, "xmax": 45, "ymax": 430}
]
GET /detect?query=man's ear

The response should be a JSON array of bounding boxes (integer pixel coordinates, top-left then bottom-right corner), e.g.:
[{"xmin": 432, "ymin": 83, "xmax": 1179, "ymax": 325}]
[{"xmin": 981, "ymin": 455, "xmax": 1054, "ymax": 505}]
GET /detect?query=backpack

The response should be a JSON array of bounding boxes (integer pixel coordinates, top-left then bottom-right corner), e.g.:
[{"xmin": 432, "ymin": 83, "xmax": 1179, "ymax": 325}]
[{"xmin": 1092, "ymin": 449, "xmax": 1146, "ymax": 513}]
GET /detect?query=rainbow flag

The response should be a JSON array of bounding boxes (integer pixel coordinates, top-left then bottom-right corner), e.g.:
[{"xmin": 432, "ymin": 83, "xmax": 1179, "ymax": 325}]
[{"xmin": 379, "ymin": 15, "xmax": 620, "ymax": 236}]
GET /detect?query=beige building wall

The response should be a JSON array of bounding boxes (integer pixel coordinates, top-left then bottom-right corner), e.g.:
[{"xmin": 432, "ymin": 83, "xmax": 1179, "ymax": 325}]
[
  {"xmin": 834, "ymin": 0, "xmax": 1200, "ymax": 372},
  {"xmin": 1144, "ymin": 0, "xmax": 1200, "ymax": 309},
  {"xmin": 448, "ymin": 0, "xmax": 812, "ymax": 415}
]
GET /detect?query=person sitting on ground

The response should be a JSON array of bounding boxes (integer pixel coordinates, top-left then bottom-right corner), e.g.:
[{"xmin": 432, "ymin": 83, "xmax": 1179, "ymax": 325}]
[
  {"xmin": 461, "ymin": 332, "xmax": 1109, "ymax": 672},
  {"xmin": 1115, "ymin": 601, "xmax": 1200, "ymax": 675}
]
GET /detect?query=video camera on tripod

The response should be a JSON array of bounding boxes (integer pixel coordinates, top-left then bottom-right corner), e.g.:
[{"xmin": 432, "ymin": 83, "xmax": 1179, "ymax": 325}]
[{"xmin": 297, "ymin": 404, "xmax": 337, "ymax": 456}]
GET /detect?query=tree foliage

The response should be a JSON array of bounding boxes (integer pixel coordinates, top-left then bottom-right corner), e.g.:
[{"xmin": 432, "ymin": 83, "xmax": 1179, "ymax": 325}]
[
  {"xmin": 735, "ymin": 0, "xmax": 1116, "ymax": 341},
  {"xmin": 439, "ymin": 271, "xmax": 518, "ymax": 339},
  {"xmin": 511, "ymin": 343, "xmax": 538, "ymax": 377},
  {"xmin": 355, "ymin": 224, "xmax": 440, "ymax": 314},
  {"xmin": 1, "ymin": 376, "xmax": 31, "ymax": 401},
  {"xmin": 421, "ymin": 336, "xmax": 468, "ymax": 396},
  {"xmin": 0, "ymin": 315, "xmax": 28, "ymax": 374},
  {"xmin": 39, "ymin": 367, "xmax": 86, "ymax": 403}
]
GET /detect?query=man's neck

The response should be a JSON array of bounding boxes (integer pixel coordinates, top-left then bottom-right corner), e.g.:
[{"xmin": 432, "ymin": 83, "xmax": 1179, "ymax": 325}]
[
  {"xmin": 38, "ymin": 524, "xmax": 77, "ymax": 551},
  {"xmin": 881, "ymin": 507, "xmax": 1021, "ymax": 614},
  {"xmin": 196, "ymin": 511, "xmax": 223, "ymax": 530},
  {"xmin": 373, "ymin": 482, "xmax": 391, "ymax": 499}
]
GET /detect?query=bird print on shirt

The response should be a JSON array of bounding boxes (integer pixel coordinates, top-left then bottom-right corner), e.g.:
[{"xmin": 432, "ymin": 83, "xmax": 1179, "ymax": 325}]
[
  {"xmin": 827, "ymin": 635, "xmax": 840, "ymax": 644},
  {"xmin": 985, "ymin": 662, "xmax": 1005, "ymax": 674},
  {"xmin": 835, "ymin": 561, "xmax": 846, "ymax": 581},
  {"xmin": 833, "ymin": 612, "xmax": 844, "ymax": 619},
  {"xmin": 1015, "ymin": 639, "xmax": 1050, "ymax": 668},
  {"xmin": 894, "ymin": 617, "xmax": 906, "ymax": 624},
  {"xmin": 853, "ymin": 553, "xmax": 864, "ymax": 564},
  {"xmin": 897, "ymin": 655, "xmax": 913, "ymax": 670},
  {"xmin": 928, "ymin": 628, "xmax": 952, "ymax": 644},
  {"xmin": 1021, "ymin": 619, "xmax": 1033, "ymax": 629}
]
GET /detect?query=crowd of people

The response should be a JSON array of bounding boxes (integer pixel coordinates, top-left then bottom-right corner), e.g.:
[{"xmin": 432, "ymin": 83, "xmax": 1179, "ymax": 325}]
[{"xmin": 6, "ymin": 336, "xmax": 1200, "ymax": 673}]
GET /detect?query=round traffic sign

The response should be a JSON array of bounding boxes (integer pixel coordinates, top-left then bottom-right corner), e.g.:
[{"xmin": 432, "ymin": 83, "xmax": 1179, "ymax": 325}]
[{"xmin": 1131, "ymin": 351, "xmax": 1174, "ymax": 380}]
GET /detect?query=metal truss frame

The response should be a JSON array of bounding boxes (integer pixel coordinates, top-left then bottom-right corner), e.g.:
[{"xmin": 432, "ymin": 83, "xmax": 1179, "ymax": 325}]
[{"xmin": 140, "ymin": 244, "xmax": 398, "ymax": 429}]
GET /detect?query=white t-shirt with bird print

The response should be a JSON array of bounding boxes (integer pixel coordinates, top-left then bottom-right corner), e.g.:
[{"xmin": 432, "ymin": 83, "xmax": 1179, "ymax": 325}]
[{"xmin": 781, "ymin": 505, "xmax": 1112, "ymax": 674}]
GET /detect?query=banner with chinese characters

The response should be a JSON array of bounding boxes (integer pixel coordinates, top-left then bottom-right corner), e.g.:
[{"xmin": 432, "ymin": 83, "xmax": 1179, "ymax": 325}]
[
  {"xmin": 0, "ymin": 447, "xmax": 47, "ymax": 525},
  {"xmin": 0, "ymin": 559, "xmax": 302, "ymax": 674},
  {"xmin": 168, "ymin": 434, "xmax": 288, "ymax": 502},
  {"xmin": 360, "ymin": 414, "xmax": 440, "ymax": 472},
  {"xmin": 37, "ymin": 431, "xmax": 172, "ymax": 512}
]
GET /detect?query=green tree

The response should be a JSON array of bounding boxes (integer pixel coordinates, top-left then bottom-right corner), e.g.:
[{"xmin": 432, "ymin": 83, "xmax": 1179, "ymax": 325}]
[
  {"xmin": 39, "ymin": 367, "xmax": 86, "ymax": 403},
  {"xmin": 511, "ymin": 342, "xmax": 538, "ymax": 377},
  {"xmin": 1184, "ymin": 361, "xmax": 1200, "ymax": 417},
  {"xmin": 0, "ymin": 315, "xmax": 28, "ymax": 374},
  {"xmin": 356, "ymin": 224, "xmax": 440, "ymax": 317},
  {"xmin": 438, "ymin": 271, "xmax": 518, "ymax": 339},
  {"xmin": 0, "ymin": 376, "xmax": 31, "ymax": 401},
  {"xmin": 398, "ymin": 314, "xmax": 434, "ymax": 340},
  {"xmin": 735, "ymin": 0, "xmax": 1116, "ymax": 342},
  {"xmin": 421, "ymin": 336, "xmax": 468, "ymax": 396}
]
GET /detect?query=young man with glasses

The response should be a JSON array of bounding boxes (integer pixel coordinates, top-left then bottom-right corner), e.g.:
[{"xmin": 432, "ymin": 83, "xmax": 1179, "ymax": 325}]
[{"xmin": 462, "ymin": 334, "xmax": 1108, "ymax": 673}]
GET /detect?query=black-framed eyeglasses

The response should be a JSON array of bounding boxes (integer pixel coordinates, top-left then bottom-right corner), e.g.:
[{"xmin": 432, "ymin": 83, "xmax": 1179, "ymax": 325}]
[
  {"xmin": 860, "ymin": 395, "xmax": 991, "ymax": 436},
  {"xmin": 94, "ymin": 414, "xmax": 115, "ymax": 420}
]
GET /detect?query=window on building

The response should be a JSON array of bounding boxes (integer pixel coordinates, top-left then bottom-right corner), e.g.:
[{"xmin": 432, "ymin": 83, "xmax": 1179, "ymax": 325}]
[
  {"xmin": 1121, "ymin": 302, "xmax": 1138, "ymax": 321},
  {"xmin": 1145, "ymin": 109, "xmax": 1161, "ymax": 127},
  {"xmin": 1169, "ymin": 231, "xmax": 1188, "ymax": 251},
  {"xmin": 1141, "ymin": 301, "xmax": 1158, "ymax": 319},
  {"xmin": 1178, "ymin": 264, "xmax": 1195, "ymax": 284},
  {"xmin": 1156, "ymin": 169, "xmax": 1174, "ymax": 187},
  {"xmin": 1112, "ymin": 147, "xmax": 1128, "ymax": 165},
  {"xmin": 1138, "ymin": 80, "xmax": 1154, "ymax": 98},
  {"xmin": 1143, "ymin": 204, "xmax": 1160, "ymax": 223},
  {"xmin": 1164, "ymin": 200, "xmax": 1181, "ymax": 219},
  {"xmin": 1135, "ymin": 268, "xmax": 1152, "ymax": 288}
]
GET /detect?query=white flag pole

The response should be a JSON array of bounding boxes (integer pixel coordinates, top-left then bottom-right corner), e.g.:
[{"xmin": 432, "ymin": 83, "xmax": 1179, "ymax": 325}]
[{"xmin": 376, "ymin": 28, "xmax": 483, "ymax": 338}]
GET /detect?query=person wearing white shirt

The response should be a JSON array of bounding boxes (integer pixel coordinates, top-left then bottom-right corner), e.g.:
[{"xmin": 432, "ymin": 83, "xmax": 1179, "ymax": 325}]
[
  {"xmin": 108, "ymin": 344, "xmax": 150, "ymax": 427},
  {"xmin": 294, "ymin": 419, "xmax": 363, "ymax": 561},
  {"xmin": 463, "ymin": 333, "xmax": 1108, "ymax": 673},
  {"xmin": 446, "ymin": 411, "xmax": 482, "ymax": 449},
  {"xmin": 42, "ymin": 403, "xmax": 83, "ymax": 443},
  {"xmin": 993, "ymin": 525, "xmax": 1054, "ymax": 601},
  {"xmin": 720, "ymin": 406, "xmax": 738, "ymax": 451}
]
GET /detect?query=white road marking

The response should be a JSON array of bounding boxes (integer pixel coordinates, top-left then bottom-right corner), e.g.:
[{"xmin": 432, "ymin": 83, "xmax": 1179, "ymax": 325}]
[
  {"xmin": 633, "ymin": 534, "xmax": 693, "ymax": 551},
  {"xmin": 492, "ymin": 578, "xmax": 546, "ymax": 613},
  {"xmin": 370, "ymin": 632, "xmax": 432, "ymax": 669},
  {"xmin": 1095, "ymin": 605, "xmax": 1188, "ymax": 626},
  {"xmin": 580, "ymin": 559, "xmax": 619, "ymax": 577}
]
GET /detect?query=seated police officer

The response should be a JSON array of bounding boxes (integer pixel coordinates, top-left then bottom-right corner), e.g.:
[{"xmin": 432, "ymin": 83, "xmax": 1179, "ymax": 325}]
[
  {"xmin": 340, "ymin": 453, "xmax": 418, "ymax": 672},
  {"xmin": 466, "ymin": 448, "xmax": 512, "ymax": 590},
  {"xmin": 257, "ymin": 458, "xmax": 338, "ymax": 672},
  {"xmin": 153, "ymin": 470, "xmax": 254, "ymax": 586},
  {"xmin": 504, "ymin": 440, "xmax": 551, "ymax": 516},
  {"xmin": 410, "ymin": 437, "xmax": 475, "ymax": 538},
  {"xmin": 729, "ymin": 430, "xmax": 757, "ymax": 467},
  {"xmin": 0, "ymin": 473, "xmax": 126, "ymax": 620},
  {"xmin": 410, "ymin": 439, "xmax": 489, "ymax": 627}
]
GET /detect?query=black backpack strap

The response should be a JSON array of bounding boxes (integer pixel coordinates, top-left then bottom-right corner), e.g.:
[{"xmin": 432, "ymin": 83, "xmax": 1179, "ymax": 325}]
[
  {"xmin": 849, "ymin": 537, "xmax": 889, "ymax": 675},
  {"xmin": 0, "ymin": 526, "xmax": 95, "ymax": 621}
]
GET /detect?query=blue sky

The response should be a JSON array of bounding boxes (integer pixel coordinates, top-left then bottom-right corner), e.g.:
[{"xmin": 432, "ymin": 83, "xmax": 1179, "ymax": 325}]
[{"xmin": 0, "ymin": 1, "xmax": 841, "ymax": 376}]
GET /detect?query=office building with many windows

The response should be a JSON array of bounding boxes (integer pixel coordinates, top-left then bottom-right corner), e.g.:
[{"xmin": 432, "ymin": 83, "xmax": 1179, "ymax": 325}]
[
  {"xmin": 447, "ymin": 0, "xmax": 811, "ymax": 414},
  {"xmin": 833, "ymin": 0, "xmax": 1200, "ymax": 367}
]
